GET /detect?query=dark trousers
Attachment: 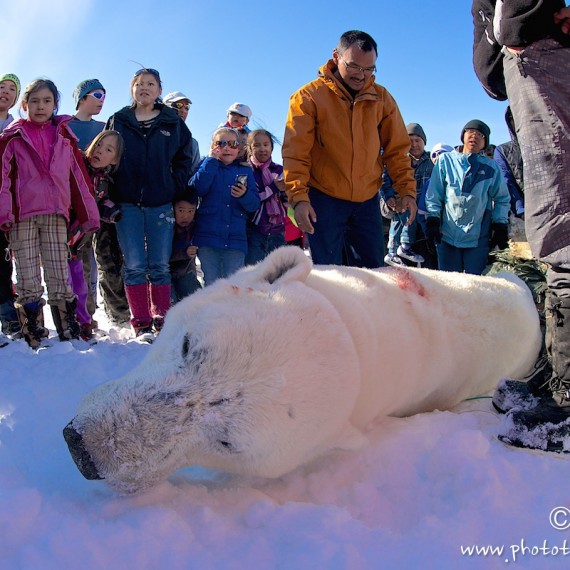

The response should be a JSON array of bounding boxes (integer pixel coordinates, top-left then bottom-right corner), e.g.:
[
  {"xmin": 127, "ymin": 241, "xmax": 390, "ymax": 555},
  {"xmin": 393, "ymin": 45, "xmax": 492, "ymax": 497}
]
[
  {"xmin": 93, "ymin": 222, "xmax": 130, "ymax": 323},
  {"xmin": 0, "ymin": 231, "xmax": 15, "ymax": 304},
  {"xmin": 307, "ymin": 189, "xmax": 384, "ymax": 268}
]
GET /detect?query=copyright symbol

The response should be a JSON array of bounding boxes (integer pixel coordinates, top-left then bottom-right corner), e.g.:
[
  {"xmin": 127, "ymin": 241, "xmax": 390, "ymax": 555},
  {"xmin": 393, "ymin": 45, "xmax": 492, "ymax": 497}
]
[{"xmin": 550, "ymin": 506, "xmax": 570, "ymax": 530}]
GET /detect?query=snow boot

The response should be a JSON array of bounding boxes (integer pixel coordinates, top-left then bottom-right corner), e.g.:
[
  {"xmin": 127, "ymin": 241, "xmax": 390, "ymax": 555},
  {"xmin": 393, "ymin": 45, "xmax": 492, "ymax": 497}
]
[
  {"xmin": 15, "ymin": 299, "xmax": 50, "ymax": 349},
  {"xmin": 499, "ymin": 293, "xmax": 570, "ymax": 452},
  {"xmin": 0, "ymin": 300, "xmax": 22, "ymax": 340},
  {"xmin": 149, "ymin": 283, "xmax": 171, "ymax": 334},
  {"xmin": 125, "ymin": 283, "xmax": 153, "ymax": 339},
  {"xmin": 50, "ymin": 298, "xmax": 81, "ymax": 341},
  {"xmin": 491, "ymin": 352, "xmax": 552, "ymax": 414}
]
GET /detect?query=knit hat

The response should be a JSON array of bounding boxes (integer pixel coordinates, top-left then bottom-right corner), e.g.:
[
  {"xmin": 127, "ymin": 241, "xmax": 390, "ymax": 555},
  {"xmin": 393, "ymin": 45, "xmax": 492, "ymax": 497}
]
[
  {"xmin": 73, "ymin": 78, "xmax": 105, "ymax": 110},
  {"xmin": 406, "ymin": 123, "xmax": 426, "ymax": 144},
  {"xmin": 163, "ymin": 91, "xmax": 192, "ymax": 106},
  {"xmin": 227, "ymin": 102, "xmax": 252, "ymax": 119},
  {"xmin": 461, "ymin": 119, "xmax": 491, "ymax": 147},
  {"xmin": 430, "ymin": 143, "xmax": 454, "ymax": 161},
  {"xmin": 0, "ymin": 73, "xmax": 21, "ymax": 104}
]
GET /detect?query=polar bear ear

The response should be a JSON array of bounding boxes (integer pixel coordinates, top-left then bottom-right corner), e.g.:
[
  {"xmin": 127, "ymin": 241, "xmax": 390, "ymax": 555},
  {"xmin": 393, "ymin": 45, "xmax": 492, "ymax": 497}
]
[{"xmin": 236, "ymin": 246, "xmax": 312, "ymax": 286}]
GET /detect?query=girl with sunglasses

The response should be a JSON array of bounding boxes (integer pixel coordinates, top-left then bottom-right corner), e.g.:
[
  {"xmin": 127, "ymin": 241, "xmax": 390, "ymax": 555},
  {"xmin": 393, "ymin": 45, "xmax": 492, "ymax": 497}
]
[
  {"xmin": 189, "ymin": 127, "xmax": 259, "ymax": 285},
  {"xmin": 106, "ymin": 68, "xmax": 193, "ymax": 342}
]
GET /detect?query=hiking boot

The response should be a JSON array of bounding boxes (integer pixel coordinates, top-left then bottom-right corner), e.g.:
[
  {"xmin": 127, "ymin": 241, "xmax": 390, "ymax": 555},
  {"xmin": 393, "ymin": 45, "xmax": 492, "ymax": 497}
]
[
  {"xmin": 50, "ymin": 299, "xmax": 81, "ymax": 341},
  {"xmin": 500, "ymin": 397, "xmax": 570, "ymax": 453},
  {"xmin": 384, "ymin": 253, "xmax": 406, "ymax": 267},
  {"xmin": 397, "ymin": 245, "xmax": 424, "ymax": 265},
  {"xmin": 0, "ymin": 300, "xmax": 22, "ymax": 339},
  {"xmin": 492, "ymin": 353, "xmax": 552, "ymax": 414},
  {"xmin": 15, "ymin": 299, "xmax": 50, "ymax": 349}
]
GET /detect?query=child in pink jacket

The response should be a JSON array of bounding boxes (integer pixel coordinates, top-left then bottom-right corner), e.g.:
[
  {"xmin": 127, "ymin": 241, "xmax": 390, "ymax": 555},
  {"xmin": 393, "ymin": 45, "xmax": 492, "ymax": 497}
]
[{"xmin": 0, "ymin": 79, "xmax": 99, "ymax": 348}]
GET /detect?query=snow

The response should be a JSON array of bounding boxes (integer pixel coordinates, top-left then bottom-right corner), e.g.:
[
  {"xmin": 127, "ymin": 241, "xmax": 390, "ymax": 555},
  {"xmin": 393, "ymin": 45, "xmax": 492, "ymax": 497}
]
[{"xmin": 1, "ymin": 306, "xmax": 569, "ymax": 569}]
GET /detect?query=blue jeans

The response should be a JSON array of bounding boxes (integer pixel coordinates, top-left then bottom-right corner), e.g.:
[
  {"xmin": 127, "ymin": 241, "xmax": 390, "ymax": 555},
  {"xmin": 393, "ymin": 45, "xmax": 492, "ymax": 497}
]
[
  {"xmin": 308, "ymin": 189, "xmax": 384, "ymax": 267},
  {"xmin": 198, "ymin": 247, "xmax": 245, "ymax": 286},
  {"xmin": 436, "ymin": 241, "xmax": 489, "ymax": 275},
  {"xmin": 171, "ymin": 272, "xmax": 201, "ymax": 303},
  {"xmin": 115, "ymin": 203, "xmax": 174, "ymax": 286},
  {"xmin": 387, "ymin": 211, "xmax": 417, "ymax": 254},
  {"xmin": 245, "ymin": 227, "xmax": 285, "ymax": 265}
]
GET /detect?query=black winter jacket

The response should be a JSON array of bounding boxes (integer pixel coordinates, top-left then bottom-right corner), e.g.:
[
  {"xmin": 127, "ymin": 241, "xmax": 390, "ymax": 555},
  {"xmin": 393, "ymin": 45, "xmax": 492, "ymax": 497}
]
[
  {"xmin": 106, "ymin": 104, "xmax": 193, "ymax": 206},
  {"xmin": 472, "ymin": 0, "xmax": 569, "ymax": 100}
]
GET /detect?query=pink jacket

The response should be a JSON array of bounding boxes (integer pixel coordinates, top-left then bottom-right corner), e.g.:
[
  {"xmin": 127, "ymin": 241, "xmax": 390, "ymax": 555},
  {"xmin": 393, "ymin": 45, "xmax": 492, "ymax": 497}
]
[{"xmin": 0, "ymin": 115, "xmax": 99, "ymax": 232}]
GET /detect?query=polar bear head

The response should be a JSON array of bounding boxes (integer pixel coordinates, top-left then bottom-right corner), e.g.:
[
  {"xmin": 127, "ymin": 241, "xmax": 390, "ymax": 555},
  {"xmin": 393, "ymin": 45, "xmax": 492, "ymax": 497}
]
[{"xmin": 64, "ymin": 247, "xmax": 361, "ymax": 494}]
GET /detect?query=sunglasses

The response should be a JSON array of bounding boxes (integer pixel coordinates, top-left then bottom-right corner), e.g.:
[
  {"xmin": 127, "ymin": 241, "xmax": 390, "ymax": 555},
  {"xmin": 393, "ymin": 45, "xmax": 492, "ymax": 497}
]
[
  {"xmin": 171, "ymin": 101, "xmax": 190, "ymax": 110},
  {"xmin": 133, "ymin": 68, "xmax": 161, "ymax": 81},
  {"xmin": 88, "ymin": 92, "xmax": 106, "ymax": 101},
  {"xmin": 214, "ymin": 140, "xmax": 240, "ymax": 149}
]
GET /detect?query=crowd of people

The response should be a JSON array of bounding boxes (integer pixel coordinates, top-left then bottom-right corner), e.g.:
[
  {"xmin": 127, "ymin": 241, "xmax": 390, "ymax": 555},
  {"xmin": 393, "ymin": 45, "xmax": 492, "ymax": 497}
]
[
  {"xmin": 0, "ymin": 70, "xmax": 302, "ymax": 347},
  {"xmin": 1, "ymin": 12, "xmax": 569, "ymax": 452}
]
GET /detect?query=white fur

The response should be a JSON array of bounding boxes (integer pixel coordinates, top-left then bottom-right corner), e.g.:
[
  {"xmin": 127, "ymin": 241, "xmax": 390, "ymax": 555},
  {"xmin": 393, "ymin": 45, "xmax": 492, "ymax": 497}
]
[{"xmin": 69, "ymin": 247, "xmax": 541, "ymax": 493}]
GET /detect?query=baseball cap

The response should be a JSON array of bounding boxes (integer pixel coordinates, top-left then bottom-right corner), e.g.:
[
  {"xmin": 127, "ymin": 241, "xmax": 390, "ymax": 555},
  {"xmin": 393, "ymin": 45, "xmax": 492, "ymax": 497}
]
[{"xmin": 227, "ymin": 102, "xmax": 252, "ymax": 119}]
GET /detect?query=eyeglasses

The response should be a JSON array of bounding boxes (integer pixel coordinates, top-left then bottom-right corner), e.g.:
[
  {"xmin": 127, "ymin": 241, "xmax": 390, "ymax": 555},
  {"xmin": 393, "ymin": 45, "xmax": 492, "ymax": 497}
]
[
  {"xmin": 340, "ymin": 58, "xmax": 376, "ymax": 74},
  {"xmin": 214, "ymin": 140, "xmax": 240, "ymax": 149},
  {"xmin": 171, "ymin": 101, "xmax": 190, "ymax": 110},
  {"xmin": 88, "ymin": 92, "xmax": 106, "ymax": 101},
  {"xmin": 133, "ymin": 68, "xmax": 161, "ymax": 81},
  {"xmin": 464, "ymin": 129, "xmax": 485, "ymax": 138}
]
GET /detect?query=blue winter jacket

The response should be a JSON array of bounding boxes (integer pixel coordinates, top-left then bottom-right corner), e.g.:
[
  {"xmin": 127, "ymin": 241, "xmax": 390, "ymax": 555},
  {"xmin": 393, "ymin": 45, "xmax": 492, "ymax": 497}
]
[
  {"xmin": 190, "ymin": 157, "xmax": 260, "ymax": 253},
  {"xmin": 106, "ymin": 104, "xmax": 193, "ymax": 207},
  {"xmin": 425, "ymin": 150, "xmax": 510, "ymax": 248}
]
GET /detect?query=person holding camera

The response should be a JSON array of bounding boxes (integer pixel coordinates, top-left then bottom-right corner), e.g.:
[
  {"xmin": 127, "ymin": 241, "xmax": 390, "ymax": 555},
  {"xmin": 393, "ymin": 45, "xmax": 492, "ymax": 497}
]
[{"xmin": 189, "ymin": 127, "xmax": 260, "ymax": 285}]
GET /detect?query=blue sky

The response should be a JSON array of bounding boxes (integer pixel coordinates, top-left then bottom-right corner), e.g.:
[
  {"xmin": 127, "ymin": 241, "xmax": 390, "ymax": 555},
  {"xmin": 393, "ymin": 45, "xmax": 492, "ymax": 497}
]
[{"xmin": 4, "ymin": 0, "xmax": 510, "ymax": 155}]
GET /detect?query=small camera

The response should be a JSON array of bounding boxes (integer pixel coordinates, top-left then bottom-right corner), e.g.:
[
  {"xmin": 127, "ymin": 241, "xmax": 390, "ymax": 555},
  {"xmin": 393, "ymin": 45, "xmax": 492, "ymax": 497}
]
[{"xmin": 235, "ymin": 174, "xmax": 248, "ymax": 186}]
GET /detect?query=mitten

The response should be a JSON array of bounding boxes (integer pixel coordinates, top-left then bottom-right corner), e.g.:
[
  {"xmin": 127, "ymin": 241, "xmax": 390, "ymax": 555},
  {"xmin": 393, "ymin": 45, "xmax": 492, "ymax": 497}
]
[
  {"xmin": 489, "ymin": 222, "xmax": 509, "ymax": 250},
  {"xmin": 425, "ymin": 217, "xmax": 442, "ymax": 245}
]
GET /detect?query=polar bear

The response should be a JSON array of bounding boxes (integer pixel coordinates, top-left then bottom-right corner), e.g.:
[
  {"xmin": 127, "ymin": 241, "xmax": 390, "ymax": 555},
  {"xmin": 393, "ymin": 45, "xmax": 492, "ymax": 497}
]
[{"xmin": 64, "ymin": 246, "xmax": 541, "ymax": 494}]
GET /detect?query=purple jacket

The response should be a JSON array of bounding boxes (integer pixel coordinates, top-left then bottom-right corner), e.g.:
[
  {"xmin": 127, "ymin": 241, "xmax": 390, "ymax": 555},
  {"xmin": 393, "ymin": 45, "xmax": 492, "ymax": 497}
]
[{"xmin": 0, "ymin": 115, "xmax": 99, "ymax": 231}]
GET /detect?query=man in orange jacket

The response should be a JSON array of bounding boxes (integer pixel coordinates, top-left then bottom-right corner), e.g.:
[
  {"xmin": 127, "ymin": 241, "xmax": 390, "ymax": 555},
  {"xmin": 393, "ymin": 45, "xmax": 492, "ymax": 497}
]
[{"xmin": 282, "ymin": 30, "xmax": 416, "ymax": 267}]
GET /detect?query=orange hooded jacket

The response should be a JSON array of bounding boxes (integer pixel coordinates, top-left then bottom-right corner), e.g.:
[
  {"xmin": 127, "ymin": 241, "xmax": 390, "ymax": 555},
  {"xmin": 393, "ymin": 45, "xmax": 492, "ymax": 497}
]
[{"xmin": 283, "ymin": 59, "xmax": 416, "ymax": 205}]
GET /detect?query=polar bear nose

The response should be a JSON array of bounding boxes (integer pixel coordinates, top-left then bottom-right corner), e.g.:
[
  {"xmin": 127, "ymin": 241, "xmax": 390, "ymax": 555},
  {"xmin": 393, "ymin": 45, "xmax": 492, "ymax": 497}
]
[{"xmin": 63, "ymin": 422, "xmax": 104, "ymax": 480}]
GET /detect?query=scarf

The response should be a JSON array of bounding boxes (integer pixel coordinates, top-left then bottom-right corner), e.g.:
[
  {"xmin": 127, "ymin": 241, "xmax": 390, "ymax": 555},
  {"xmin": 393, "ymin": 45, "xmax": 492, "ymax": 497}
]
[{"xmin": 249, "ymin": 157, "xmax": 285, "ymax": 227}]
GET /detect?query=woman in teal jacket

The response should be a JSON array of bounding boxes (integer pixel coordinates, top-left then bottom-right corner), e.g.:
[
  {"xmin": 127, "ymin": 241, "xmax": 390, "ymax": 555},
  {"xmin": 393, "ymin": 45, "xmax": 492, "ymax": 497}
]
[{"xmin": 425, "ymin": 120, "xmax": 510, "ymax": 275}]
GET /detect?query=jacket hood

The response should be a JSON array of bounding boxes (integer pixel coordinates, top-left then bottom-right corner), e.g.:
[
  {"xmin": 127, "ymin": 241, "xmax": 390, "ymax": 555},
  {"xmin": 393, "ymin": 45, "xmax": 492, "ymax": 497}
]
[
  {"xmin": 1, "ymin": 114, "xmax": 74, "ymax": 138},
  {"xmin": 113, "ymin": 103, "xmax": 180, "ymax": 127},
  {"xmin": 318, "ymin": 59, "xmax": 377, "ymax": 101}
]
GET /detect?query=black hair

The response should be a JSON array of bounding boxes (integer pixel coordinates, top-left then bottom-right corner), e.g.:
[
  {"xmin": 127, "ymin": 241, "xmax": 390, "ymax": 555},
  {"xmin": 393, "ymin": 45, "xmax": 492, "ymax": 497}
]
[
  {"xmin": 173, "ymin": 188, "xmax": 199, "ymax": 206},
  {"xmin": 21, "ymin": 78, "xmax": 61, "ymax": 117},
  {"xmin": 337, "ymin": 30, "xmax": 378, "ymax": 56}
]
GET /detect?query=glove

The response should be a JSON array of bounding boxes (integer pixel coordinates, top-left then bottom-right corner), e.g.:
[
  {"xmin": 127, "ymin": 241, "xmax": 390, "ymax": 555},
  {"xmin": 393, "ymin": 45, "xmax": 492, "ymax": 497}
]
[
  {"xmin": 425, "ymin": 217, "xmax": 442, "ymax": 245},
  {"xmin": 489, "ymin": 222, "xmax": 509, "ymax": 250},
  {"xmin": 515, "ymin": 199, "xmax": 525, "ymax": 218}
]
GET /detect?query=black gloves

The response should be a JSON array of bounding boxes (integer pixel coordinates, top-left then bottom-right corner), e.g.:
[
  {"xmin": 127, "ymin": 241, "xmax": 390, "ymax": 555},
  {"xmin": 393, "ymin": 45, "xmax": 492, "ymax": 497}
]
[
  {"xmin": 425, "ymin": 217, "xmax": 442, "ymax": 245},
  {"xmin": 489, "ymin": 223, "xmax": 509, "ymax": 250}
]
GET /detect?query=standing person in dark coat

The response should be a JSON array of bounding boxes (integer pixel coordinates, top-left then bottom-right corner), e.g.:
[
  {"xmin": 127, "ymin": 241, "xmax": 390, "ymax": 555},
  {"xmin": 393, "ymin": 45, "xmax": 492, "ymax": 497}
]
[{"xmin": 106, "ymin": 68, "xmax": 193, "ymax": 342}]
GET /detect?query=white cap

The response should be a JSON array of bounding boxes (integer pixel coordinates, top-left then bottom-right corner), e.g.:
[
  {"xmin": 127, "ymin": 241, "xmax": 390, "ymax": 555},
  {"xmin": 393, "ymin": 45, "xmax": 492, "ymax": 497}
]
[
  {"xmin": 430, "ymin": 143, "xmax": 454, "ymax": 160},
  {"xmin": 227, "ymin": 102, "xmax": 252, "ymax": 119},
  {"xmin": 163, "ymin": 91, "xmax": 192, "ymax": 105}
]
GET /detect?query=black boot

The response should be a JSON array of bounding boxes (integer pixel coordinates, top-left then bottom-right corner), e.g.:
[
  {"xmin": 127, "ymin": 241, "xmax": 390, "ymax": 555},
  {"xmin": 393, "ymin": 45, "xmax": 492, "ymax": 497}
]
[
  {"xmin": 50, "ymin": 298, "xmax": 81, "ymax": 341},
  {"xmin": 500, "ymin": 293, "xmax": 570, "ymax": 451},
  {"xmin": 15, "ymin": 299, "xmax": 50, "ymax": 349}
]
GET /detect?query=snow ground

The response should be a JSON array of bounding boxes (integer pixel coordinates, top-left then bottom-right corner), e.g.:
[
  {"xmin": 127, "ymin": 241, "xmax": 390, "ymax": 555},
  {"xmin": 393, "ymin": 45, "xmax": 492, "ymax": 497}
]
[{"xmin": 1, "ymin": 306, "xmax": 569, "ymax": 570}]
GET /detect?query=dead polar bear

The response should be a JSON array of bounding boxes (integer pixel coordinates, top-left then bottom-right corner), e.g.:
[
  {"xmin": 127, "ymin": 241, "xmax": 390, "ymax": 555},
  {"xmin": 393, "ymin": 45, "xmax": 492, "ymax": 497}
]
[{"xmin": 64, "ymin": 246, "xmax": 541, "ymax": 494}]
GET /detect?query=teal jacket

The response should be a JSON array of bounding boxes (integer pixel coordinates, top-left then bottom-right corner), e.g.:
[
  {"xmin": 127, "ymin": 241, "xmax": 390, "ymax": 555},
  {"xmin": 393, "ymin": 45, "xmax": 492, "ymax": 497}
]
[{"xmin": 426, "ymin": 150, "xmax": 510, "ymax": 248}]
